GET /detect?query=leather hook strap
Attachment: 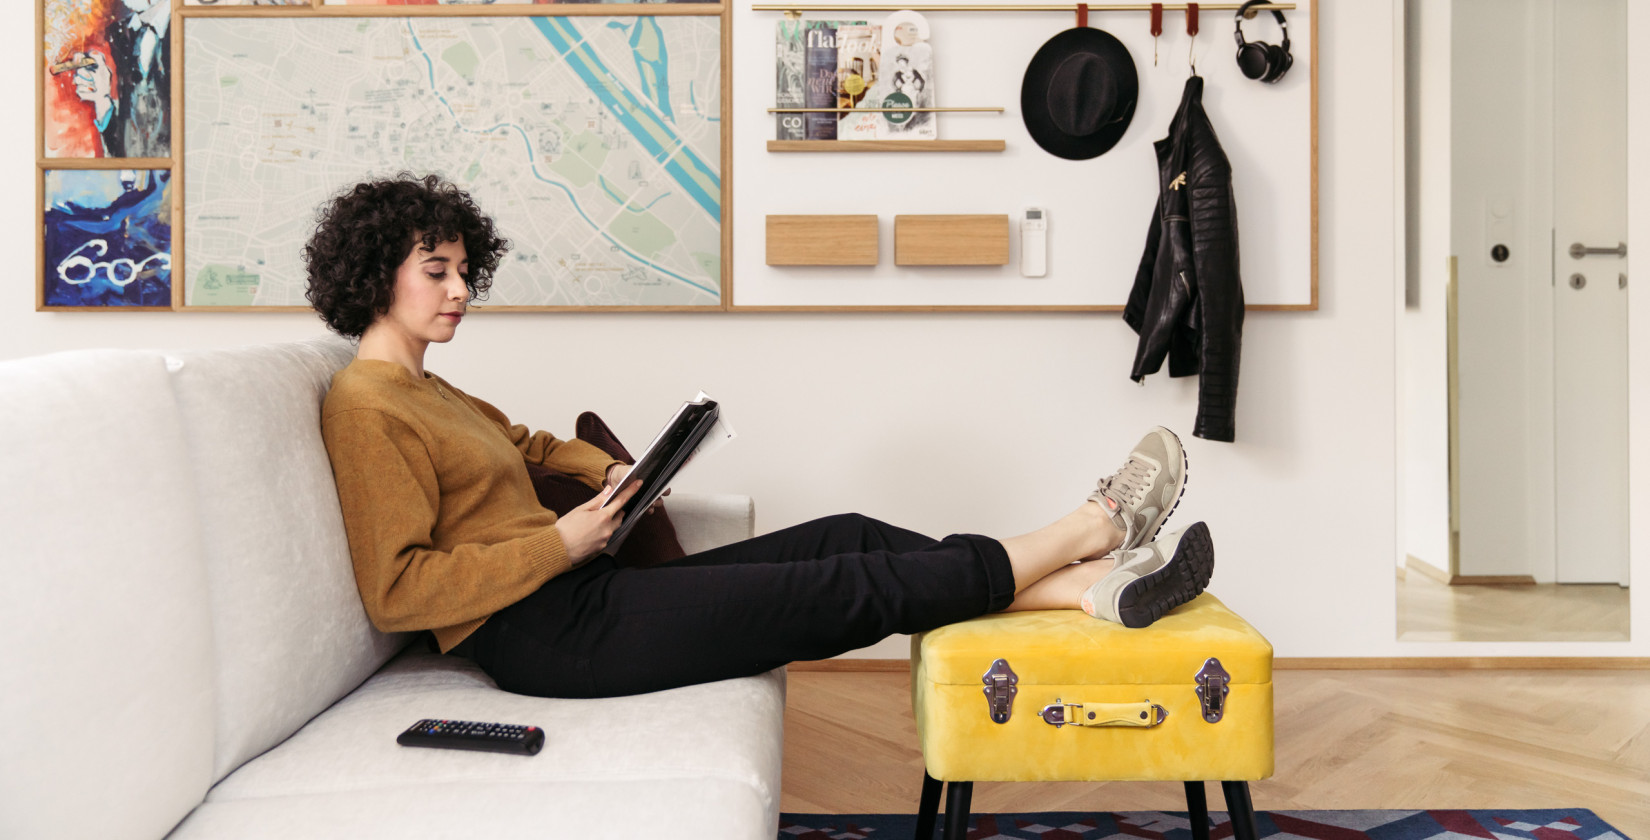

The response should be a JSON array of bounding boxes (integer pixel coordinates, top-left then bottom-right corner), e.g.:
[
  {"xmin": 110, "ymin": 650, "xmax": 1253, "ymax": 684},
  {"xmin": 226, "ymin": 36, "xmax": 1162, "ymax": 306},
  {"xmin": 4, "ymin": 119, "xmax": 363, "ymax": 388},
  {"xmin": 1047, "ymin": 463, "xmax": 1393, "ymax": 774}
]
[
  {"xmin": 1150, "ymin": 3, "xmax": 1163, "ymax": 36},
  {"xmin": 1186, "ymin": 2, "xmax": 1199, "ymax": 35},
  {"xmin": 1077, "ymin": 3, "xmax": 1088, "ymax": 28}
]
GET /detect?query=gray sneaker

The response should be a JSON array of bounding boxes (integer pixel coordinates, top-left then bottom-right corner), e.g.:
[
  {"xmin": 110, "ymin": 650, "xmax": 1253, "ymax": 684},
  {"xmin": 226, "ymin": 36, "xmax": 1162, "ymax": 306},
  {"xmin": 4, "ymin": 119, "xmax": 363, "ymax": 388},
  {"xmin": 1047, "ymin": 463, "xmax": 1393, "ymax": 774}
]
[
  {"xmin": 1090, "ymin": 426, "xmax": 1187, "ymax": 552},
  {"xmin": 1080, "ymin": 522, "xmax": 1213, "ymax": 628}
]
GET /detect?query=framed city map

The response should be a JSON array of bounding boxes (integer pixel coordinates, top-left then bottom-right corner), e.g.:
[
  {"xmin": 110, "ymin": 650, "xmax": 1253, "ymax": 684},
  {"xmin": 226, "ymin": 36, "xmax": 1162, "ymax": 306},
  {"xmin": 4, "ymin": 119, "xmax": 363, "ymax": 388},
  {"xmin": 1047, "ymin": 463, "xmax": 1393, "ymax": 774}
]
[{"xmin": 37, "ymin": 0, "xmax": 728, "ymax": 311}]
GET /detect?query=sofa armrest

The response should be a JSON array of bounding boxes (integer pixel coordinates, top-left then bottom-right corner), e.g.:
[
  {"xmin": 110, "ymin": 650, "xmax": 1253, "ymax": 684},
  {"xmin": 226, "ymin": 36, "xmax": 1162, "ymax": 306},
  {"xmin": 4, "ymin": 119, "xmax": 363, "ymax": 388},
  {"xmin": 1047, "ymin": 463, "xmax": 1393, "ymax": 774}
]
[{"xmin": 663, "ymin": 493, "xmax": 754, "ymax": 555}]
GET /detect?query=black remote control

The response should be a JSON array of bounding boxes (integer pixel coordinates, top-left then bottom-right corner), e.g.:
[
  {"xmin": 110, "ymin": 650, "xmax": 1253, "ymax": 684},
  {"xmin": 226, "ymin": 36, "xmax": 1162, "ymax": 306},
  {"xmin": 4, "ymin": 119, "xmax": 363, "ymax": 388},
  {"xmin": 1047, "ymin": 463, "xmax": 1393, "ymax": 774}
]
[{"xmin": 396, "ymin": 719, "xmax": 544, "ymax": 756}]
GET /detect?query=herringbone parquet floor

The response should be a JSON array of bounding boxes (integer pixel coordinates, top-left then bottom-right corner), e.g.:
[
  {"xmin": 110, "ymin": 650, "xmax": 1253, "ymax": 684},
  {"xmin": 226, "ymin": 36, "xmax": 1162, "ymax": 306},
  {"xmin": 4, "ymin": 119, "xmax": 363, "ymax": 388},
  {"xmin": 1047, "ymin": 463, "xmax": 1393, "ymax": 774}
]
[
  {"xmin": 1396, "ymin": 572, "xmax": 1629, "ymax": 642},
  {"xmin": 780, "ymin": 669, "xmax": 1650, "ymax": 838}
]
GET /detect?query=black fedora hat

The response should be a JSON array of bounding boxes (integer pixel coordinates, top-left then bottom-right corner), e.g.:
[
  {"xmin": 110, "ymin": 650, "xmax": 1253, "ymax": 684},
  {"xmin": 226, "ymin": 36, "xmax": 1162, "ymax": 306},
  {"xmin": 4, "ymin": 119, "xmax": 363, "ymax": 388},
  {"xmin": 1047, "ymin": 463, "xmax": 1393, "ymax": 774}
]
[{"xmin": 1021, "ymin": 27, "xmax": 1139, "ymax": 160}]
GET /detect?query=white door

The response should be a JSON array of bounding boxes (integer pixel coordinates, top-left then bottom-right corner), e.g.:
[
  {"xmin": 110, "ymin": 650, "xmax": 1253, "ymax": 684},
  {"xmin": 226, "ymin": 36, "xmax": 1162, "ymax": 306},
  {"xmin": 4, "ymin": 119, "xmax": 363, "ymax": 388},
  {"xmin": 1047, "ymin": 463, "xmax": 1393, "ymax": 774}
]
[{"xmin": 1552, "ymin": 0, "xmax": 1629, "ymax": 585}]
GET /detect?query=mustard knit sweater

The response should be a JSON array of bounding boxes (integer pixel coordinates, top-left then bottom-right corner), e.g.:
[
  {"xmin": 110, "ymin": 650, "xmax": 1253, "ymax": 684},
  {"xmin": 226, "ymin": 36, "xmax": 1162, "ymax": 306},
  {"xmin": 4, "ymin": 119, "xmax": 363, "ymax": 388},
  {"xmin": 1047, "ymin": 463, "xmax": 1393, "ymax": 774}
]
[{"xmin": 320, "ymin": 358, "xmax": 619, "ymax": 653}]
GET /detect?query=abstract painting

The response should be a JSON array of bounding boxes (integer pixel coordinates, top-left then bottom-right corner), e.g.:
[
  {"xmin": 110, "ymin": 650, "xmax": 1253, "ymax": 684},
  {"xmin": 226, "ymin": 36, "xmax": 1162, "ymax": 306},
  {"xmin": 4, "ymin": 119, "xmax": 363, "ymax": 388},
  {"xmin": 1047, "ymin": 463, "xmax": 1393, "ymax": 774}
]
[
  {"xmin": 43, "ymin": 0, "xmax": 172, "ymax": 158},
  {"xmin": 43, "ymin": 169, "xmax": 173, "ymax": 307}
]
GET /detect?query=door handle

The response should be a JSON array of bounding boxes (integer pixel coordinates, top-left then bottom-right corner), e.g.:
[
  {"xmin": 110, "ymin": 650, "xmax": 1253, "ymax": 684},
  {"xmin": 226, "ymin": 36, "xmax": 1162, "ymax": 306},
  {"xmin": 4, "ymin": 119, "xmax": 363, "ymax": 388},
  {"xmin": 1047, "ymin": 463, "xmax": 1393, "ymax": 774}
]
[{"xmin": 1569, "ymin": 242, "xmax": 1626, "ymax": 259}]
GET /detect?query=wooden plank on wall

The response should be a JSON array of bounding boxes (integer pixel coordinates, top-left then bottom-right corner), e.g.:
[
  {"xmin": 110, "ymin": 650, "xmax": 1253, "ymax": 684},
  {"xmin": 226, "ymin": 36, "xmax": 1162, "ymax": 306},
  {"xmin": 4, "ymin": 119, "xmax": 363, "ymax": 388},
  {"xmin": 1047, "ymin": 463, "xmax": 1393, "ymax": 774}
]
[
  {"xmin": 766, "ymin": 214, "xmax": 879, "ymax": 266},
  {"xmin": 893, "ymin": 214, "xmax": 1009, "ymax": 266}
]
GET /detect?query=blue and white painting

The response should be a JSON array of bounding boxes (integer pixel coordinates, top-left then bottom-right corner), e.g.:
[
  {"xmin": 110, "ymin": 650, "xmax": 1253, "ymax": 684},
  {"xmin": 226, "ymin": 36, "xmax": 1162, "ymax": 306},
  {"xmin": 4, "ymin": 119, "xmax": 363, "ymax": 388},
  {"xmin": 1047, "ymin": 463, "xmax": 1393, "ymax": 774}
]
[{"xmin": 44, "ymin": 169, "xmax": 172, "ymax": 307}]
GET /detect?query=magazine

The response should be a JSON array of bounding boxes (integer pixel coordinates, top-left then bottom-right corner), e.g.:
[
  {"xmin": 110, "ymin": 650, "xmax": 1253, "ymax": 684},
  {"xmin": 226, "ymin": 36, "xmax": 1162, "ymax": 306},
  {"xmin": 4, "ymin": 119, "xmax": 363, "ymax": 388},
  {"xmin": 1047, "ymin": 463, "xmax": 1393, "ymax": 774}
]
[
  {"xmin": 804, "ymin": 20, "xmax": 865, "ymax": 140},
  {"xmin": 776, "ymin": 19, "xmax": 807, "ymax": 141},
  {"xmin": 598, "ymin": 393, "xmax": 733, "ymax": 556},
  {"xmin": 835, "ymin": 24, "xmax": 882, "ymax": 140}
]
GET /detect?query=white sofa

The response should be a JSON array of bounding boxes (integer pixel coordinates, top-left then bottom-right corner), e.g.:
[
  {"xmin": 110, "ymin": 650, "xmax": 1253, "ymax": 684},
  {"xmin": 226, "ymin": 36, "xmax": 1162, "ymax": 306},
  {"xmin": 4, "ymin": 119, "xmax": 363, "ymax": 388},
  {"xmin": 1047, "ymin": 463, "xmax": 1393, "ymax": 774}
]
[{"xmin": 0, "ymin": 337, "xmax": 786, "ymax": 840}]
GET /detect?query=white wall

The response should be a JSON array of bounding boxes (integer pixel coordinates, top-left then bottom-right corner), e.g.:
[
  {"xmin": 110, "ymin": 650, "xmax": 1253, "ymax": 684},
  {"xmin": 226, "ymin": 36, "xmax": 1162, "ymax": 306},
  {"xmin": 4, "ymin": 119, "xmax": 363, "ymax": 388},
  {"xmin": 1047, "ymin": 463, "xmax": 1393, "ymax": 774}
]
[
  {"xmin": 1401, "ymin": 0, "xmax": 1452, "ymax": 574},
  {"xmin": 8, "ymin": 0, "xmax": 1647, "ymax": 658}
]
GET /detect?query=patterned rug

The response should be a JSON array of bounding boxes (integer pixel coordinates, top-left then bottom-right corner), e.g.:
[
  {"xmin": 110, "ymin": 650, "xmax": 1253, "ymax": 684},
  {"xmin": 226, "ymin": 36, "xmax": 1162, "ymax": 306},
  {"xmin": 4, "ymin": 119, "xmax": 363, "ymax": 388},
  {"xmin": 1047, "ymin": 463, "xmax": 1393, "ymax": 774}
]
[{"xmin": 778, "ymin": 809, "xmax": 1632, "ymax": 840}]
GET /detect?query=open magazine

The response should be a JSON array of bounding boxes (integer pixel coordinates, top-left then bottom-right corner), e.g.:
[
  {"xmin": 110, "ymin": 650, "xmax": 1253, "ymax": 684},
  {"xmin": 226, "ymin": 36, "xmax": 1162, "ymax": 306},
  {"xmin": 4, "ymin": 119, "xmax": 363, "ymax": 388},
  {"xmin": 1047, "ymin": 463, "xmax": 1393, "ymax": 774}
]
[{"xmin": 598, "ymin": 392, "xmax": 733, "ymax": 555}]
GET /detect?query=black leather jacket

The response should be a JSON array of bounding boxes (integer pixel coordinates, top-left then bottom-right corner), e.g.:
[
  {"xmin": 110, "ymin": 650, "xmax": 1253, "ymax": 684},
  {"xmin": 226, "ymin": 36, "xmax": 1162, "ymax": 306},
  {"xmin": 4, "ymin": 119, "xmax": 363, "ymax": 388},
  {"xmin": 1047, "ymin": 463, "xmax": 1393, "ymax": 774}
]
[{"xmin": 1123, "ymin": 76, "xmax": 1243, "ymax": 442}]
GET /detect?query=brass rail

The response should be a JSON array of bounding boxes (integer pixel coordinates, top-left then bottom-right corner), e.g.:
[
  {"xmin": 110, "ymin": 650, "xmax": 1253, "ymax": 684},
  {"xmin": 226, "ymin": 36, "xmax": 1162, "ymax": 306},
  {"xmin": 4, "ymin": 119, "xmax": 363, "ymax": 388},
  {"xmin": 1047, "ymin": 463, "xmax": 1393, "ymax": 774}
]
[
  {"xmin": 767, "ymin": 107, "xmax": 1003, "ymax": 113},
  {"xmin": 754, "ymin": 3, "xmax": 1294, "ymax": 12}
]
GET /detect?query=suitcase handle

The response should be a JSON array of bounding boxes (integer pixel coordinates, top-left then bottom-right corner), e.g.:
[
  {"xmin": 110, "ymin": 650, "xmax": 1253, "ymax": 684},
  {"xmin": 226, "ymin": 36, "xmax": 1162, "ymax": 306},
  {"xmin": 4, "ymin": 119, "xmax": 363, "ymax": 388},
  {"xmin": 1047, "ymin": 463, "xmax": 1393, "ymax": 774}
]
[{"xmin": 1040, "ymin": 700, "xmax": 1168, "ymax": 728}]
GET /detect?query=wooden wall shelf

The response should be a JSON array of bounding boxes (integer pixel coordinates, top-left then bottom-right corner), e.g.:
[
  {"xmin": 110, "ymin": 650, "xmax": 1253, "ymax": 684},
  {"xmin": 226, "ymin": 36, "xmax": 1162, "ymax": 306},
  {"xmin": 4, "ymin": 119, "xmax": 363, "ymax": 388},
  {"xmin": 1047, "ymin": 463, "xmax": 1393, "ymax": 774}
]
[
  {"xmin": 767, "ymin": 140, "xmax": 1006, "ymax": 153},
  {"xmin": 894, "ymin": 215, "xmax": 1009, "ymax": 266},
  {"xmin": 766, "ymin": 215, "xmax": 880, "ymax": 266}
]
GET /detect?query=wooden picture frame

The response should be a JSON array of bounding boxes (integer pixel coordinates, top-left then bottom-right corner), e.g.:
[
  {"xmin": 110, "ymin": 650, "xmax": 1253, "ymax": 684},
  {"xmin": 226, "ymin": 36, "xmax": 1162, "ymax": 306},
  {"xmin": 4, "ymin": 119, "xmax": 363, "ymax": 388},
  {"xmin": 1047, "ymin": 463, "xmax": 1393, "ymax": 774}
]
[
  {"xmin": 36, "ymin": 0, "xmax": 1314, "ymax": 315},
  {"xmin": 36, "ymin": 0, "xmax": 732, "ymax": 312}
]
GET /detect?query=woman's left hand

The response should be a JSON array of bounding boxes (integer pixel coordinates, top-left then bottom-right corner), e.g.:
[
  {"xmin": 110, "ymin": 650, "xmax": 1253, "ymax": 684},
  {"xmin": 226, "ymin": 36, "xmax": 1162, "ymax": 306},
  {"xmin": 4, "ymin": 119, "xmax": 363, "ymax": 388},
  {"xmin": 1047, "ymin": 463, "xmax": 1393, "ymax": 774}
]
[{"xmin": 604, "ymin": 463, "xmax": 669, "ymax": 513}]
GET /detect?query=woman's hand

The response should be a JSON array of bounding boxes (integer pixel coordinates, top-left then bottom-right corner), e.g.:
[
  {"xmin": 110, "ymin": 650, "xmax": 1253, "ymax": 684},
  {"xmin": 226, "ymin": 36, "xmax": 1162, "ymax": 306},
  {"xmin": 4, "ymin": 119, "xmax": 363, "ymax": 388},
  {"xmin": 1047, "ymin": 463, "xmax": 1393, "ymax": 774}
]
[
  {"xmin": 603, "ymin": 463, "xmax": 669, "ymax": 513},
  {"xmin": 555, "ymin": 480, "xmax": 643, "ymax": 567}
]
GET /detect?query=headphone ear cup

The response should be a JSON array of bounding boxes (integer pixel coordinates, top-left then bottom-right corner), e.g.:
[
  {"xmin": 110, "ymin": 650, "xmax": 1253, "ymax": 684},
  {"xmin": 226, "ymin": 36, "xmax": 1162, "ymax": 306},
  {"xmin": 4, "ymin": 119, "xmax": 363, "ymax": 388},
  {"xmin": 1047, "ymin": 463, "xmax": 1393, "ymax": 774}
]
[
  {"xmin": 1261, "ymin": 43, "xmax": 1287, "ymax": 81},
  {"xmin": 1273, "ymin": 46, "xmax": 1294, "ymax": 81},
  {"xmin": 1237, "ymin": 43, "xmax": 1269, "ymax": 80}
]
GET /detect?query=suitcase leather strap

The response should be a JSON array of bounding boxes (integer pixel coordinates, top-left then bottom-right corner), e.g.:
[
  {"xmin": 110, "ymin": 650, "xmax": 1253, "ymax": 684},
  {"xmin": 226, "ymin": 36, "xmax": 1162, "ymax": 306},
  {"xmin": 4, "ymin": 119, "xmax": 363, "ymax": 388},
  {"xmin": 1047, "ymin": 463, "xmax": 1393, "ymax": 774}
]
[{"xmin": 1039, "ymin": 700, "xmax": 1168, "ymax": 728}]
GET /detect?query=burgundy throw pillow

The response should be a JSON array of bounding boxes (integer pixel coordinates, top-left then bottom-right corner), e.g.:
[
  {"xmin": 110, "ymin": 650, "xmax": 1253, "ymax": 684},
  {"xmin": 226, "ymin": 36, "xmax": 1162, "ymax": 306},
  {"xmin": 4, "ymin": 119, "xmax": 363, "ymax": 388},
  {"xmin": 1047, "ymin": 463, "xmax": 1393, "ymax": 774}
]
[{"xmin": 525, "ymin": 411, "xmax": 686, "ymax": 569}]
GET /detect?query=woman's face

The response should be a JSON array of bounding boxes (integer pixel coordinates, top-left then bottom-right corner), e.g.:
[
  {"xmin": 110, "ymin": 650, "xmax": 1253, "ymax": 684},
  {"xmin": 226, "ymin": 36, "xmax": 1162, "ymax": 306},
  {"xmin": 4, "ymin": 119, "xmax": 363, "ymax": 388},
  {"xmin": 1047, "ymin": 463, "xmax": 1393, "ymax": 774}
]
[{"xmin": 377, "ymin": 236, "xmax": 470, "ymax": 346}]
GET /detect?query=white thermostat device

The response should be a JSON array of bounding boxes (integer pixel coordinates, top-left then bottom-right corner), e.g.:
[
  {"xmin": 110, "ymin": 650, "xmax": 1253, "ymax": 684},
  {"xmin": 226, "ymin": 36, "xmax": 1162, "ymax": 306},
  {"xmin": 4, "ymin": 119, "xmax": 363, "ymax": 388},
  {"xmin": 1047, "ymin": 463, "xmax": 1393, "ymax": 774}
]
[{"xmin": 1021, "ymin": 208, "xmax": 1047, "ymax": 277}]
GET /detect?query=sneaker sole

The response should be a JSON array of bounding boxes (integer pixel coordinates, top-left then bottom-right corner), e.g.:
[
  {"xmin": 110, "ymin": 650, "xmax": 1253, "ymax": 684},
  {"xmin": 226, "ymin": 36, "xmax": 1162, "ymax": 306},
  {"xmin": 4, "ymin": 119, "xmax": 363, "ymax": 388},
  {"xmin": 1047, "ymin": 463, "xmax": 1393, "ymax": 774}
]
[
  {"xmin": 1116, "ymin": 521, "xmax": 1213, "ymax": 629},
  {"xmin": 1134, "ymin": 427, "xmax": 1190, "ymax": 549}
]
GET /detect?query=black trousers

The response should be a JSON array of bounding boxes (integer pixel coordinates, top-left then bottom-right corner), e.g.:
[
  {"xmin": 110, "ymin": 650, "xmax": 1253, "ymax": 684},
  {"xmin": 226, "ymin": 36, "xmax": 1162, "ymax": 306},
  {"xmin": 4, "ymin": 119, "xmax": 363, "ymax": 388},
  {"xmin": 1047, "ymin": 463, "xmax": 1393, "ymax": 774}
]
[{"xmin": 460, "ymin": 513, "xmax": 1017, "ymax": 699}]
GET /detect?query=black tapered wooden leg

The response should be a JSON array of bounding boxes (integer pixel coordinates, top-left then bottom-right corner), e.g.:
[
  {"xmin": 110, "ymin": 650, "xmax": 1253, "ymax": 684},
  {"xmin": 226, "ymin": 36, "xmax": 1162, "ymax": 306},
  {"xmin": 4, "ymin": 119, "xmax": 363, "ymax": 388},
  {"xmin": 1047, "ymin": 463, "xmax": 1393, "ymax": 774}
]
[
  {"xmin": 942, "ymin": 780, "xmax": 973, "ymax": 840},
  {"xmin": 1184, "ymin": 782, "xmax": 1211, "ymax": 840},
  {"xmin": 1221, "ymin": 781, "xmax": 1259, "ymax": 840},
  {"xmin": 914, "ymin": 771, "xmax": 944, "ymax": 840}
]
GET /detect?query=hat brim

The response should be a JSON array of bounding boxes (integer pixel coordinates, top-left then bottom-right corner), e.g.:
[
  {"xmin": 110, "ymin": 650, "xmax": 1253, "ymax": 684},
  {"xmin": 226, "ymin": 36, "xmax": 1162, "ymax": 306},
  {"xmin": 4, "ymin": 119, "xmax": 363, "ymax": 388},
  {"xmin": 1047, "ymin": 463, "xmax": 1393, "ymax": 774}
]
[{"xmin": 1021, "ymin": 27, "xmax": 1139, "ymax": 161}]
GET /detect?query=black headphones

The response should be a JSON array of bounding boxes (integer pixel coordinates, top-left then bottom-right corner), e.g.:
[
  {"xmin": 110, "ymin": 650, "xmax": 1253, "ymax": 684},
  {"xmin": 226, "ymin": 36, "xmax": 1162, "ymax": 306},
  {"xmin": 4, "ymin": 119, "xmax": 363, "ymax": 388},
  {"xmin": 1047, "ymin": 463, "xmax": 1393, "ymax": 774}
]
[{"xmin": 1234, "ymin": 0, "xmax": 1292, "ymax": 83}]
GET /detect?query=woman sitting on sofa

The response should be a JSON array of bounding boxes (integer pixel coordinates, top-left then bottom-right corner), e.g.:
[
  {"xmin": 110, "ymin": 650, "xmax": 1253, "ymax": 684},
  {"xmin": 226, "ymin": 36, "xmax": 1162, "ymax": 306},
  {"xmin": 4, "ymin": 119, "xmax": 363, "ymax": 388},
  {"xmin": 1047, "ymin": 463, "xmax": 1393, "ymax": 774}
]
[{"xmin": 306, "ymin": 173, "xmax": 1215, "ymax": 700}]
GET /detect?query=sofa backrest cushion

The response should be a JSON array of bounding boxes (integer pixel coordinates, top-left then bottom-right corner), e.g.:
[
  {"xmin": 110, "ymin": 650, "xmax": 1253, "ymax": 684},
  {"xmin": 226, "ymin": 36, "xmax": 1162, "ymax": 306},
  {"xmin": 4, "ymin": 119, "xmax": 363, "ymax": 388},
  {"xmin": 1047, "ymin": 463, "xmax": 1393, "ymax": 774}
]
[
  {"xmin": 165, "ymin": 338, "xmax": 412, "ymax": 783},
  {"xmin": 0, "ymin": 350, "xmax": 217, "ymax": 840}
]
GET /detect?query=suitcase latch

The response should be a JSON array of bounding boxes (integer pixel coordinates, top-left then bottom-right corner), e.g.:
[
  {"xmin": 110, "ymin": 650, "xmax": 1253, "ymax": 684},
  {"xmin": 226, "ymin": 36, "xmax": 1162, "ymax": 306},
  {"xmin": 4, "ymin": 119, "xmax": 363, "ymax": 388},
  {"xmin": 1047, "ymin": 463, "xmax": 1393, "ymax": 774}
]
[
  {"xmin": 1195, "ymin": 658, "xmax": 1231, "ymax": 723},
  {"xmin": 981, "ymin": 658, "xmax": 1018, "ymax": 724}
]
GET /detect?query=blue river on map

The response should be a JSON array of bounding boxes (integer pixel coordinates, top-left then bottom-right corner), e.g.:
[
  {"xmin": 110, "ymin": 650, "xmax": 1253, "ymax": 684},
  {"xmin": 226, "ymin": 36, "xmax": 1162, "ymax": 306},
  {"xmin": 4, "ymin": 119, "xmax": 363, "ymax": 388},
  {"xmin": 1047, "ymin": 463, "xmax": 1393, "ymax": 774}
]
[
  {"xmin": 531, "ymin": 17, "xmax": 720, "ymax": 221},
  {"xmin": 404, "ymin": 19, "xmax": 719, "ymax": 297}
]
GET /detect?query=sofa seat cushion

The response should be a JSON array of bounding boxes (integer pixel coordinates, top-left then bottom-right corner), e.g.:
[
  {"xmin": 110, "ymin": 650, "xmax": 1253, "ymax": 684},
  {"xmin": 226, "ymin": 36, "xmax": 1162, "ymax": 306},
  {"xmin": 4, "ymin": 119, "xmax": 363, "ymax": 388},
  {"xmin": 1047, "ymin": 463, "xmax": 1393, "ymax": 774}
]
[
  {"xmin": 168, "ymin": 647, "xmax": 786, "ymax": 839},
  {"xmin": 167, "ymin": 776, "xmax": 772, "ymax": 840}
]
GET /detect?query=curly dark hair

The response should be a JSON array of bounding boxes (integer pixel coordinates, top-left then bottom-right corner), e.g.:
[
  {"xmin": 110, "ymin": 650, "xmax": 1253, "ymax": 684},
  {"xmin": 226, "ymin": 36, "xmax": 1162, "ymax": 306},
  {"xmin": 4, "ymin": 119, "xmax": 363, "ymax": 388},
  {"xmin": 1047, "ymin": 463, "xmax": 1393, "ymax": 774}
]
[{"xmin": 303, "ymin": 173, "xmax": 509, "ymax": 338}]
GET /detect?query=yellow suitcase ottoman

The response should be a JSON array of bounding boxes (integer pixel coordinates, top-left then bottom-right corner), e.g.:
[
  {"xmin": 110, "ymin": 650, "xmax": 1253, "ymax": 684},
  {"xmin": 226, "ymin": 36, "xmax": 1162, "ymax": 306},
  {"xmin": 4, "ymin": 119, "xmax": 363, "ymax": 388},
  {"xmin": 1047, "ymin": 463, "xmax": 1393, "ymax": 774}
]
[{"xmin": 910, "ymin": 592, "xmax": 1274, "ymax": 840}]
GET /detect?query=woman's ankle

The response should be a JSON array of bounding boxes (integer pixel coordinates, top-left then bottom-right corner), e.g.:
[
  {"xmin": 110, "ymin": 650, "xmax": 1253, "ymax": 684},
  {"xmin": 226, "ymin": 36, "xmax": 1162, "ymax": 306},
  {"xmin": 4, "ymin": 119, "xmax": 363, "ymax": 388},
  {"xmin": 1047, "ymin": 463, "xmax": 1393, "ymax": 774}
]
[
  {"xmin": 1077, "ymin": 502, "xmax": 1125, "ymax": 560},
  {"xmin": 1001, "ymin": 558, "xmax": 1114, "ymax": 612}
]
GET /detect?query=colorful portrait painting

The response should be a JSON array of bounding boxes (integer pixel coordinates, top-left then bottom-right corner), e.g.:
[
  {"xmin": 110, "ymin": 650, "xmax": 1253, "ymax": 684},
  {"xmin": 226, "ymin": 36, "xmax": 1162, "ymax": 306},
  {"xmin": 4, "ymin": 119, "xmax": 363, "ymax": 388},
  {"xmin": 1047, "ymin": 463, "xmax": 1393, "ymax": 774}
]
[
  {"xmin": 44, "ymin": 169, "xmax": 173, "ymax": 307},
  {"xmin": 43, "ymin": 0, "xmax": 172, "ymax": 158}
]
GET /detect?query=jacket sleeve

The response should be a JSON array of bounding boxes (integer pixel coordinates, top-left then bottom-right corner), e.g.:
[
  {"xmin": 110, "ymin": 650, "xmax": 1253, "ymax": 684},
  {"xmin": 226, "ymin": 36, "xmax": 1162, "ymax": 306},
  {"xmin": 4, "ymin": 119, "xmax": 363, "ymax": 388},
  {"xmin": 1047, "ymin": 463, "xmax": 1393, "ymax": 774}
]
[
  {"xmin": 322, "ymin": 408, "xmax": 574, "ymax": 634},
  {"xmin": 1186, "ymin": 162, "xmax": 1244, "ymax": 442},
  {"xmin": 1123, "ymin": 203, "xmax": 1162, "ymax": 335},
  {"xmin": 464, "ymin": 393, "xmax": 619, "ymax": 491}
]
